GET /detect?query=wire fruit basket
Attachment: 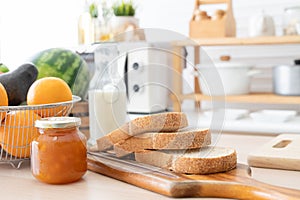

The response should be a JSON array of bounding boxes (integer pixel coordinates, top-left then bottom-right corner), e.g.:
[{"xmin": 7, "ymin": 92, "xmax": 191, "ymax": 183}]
[{"xmin": 0, "ymin": 95, "xmax": 81, "ymax": 169}]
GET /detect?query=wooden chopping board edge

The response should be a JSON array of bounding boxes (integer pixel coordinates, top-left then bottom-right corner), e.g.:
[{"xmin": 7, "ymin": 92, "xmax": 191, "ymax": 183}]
[{"xmin": 87, "ymin": 152, "xmax": 300, "ymax": 200}]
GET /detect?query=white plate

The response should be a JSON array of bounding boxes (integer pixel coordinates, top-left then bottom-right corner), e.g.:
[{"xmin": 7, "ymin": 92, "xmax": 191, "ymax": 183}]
[
  {"xmin": 203, "ymin": 109, "xmax": 249, "ymax": 120},
  {"xmin": 250, "ymin": 110, "xmax": 297, "ymax": 123}
]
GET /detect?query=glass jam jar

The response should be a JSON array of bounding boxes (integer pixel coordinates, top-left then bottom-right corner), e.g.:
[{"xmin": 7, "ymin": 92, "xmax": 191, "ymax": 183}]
[{"xmin": 31, "ymin": 117, "xmax": 87, "ymax": 184}]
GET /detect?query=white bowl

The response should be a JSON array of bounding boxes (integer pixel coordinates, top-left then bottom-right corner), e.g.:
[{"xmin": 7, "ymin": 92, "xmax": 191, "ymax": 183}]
[{"xmin": 250, "ymin": 110, "xmax": 297, "ymax": 123}]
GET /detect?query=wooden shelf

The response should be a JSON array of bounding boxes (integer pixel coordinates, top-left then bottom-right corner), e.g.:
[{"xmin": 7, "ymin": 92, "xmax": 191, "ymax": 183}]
[
  {"xmin": 171, "ymin": 35, "xmax": 300, "ymax": 112},
  {"xmin": 180, "ymin": 93, "xmax": 300, "ymax": 104},
  {"xmin": 173, "ymin": 35, "xmax": 300, "ymax": 47}
]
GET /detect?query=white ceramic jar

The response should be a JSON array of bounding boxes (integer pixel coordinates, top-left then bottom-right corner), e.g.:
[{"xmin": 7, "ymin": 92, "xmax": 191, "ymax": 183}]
[{"xmin": 248, "ymin": 10, "xmax": 275, "ymax": 37}]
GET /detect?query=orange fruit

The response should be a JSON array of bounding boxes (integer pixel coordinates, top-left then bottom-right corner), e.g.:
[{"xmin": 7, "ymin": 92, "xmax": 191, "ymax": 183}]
[
  {"xmin": 27, "ymin": 77, "xmax": 73, "ymax": 117},
  {"xmin": 0, "ymin": 110, "xmax": 41, "ymax": 158},
  {"xmin": 0, "ymin": 83, "xmax": 8, "ymax": 121}
]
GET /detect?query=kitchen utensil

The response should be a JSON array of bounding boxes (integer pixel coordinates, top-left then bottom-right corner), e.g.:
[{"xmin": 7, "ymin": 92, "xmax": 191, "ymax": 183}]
[
  {"xmin": 197, "ymin": 56, "xmax": 258, "ymax": 95},
  {"xmin": 273, "ymin": 59, "xmax": 300, "ymax": 96},
  {"xmin": 118, "ymin": 42, "xmax": 172, "ymax": 113},
  {"xmin": 88, "ymin": 151, "xmax": 300, "ymax": 199},
  {"xmin": 248, "ymin": 10, "xmax": 275, "ymax": 37},
  {"xmin": 249, "ymin": 109, "xmax": 297, "ymax": 123},
  {"xmin": 248, "ymin": 134, "xmax": 300, "ymax": 171}
]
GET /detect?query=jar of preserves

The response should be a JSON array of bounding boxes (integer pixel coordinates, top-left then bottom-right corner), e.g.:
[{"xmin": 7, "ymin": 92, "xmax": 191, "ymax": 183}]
[{"xmin": 31, "ymin": 117, "xmax": 87, "ymax": 184}]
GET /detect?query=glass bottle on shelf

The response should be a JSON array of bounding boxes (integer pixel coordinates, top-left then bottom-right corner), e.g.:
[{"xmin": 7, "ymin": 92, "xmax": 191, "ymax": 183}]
[
  {"xmin": 98, "ymin": 0, "xmax": 113, "ymax": 41},
  {"xmin": 283, "ymin": 7, "xmax": 300, "ymax": 35},
  {"xmin": 89, "ymin": 2, "xmax": 101, "ymax": 43},
  {"xmin": 78, "ymin": 0, "xmax": 93, "ymax": 44}
]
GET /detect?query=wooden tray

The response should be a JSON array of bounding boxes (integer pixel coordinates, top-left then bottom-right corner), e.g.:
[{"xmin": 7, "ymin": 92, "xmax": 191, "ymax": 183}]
[{"xmin": 87, "ymin": 152, "xmax": 300, "ymax": 199}]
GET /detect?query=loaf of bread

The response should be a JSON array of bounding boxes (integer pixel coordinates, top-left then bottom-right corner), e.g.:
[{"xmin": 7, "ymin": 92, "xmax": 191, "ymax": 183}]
[
  {"xmin": 114, "ymin": 128, "xmax": 211, "ymax": 157},
  {"xmin": 97, "ymin": 112, "xmax": 188, "ymax": 151},
  {"xmin": 135, "ymin": 147, "xmax": 237, "ymax": 174}
]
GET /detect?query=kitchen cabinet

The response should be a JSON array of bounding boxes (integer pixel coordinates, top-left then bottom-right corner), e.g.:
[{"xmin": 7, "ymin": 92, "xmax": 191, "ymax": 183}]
[{"xmin": 170, "ymin": 35, "xmax": 300, "ymax": 112}]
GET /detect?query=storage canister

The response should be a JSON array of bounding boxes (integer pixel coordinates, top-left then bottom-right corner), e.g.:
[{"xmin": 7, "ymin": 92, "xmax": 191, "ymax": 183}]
[
  {"xmin": 273, "ymin": 60, "xmax": 300, "ymax": 96},
  {"xmin": 283, "ymin": 7, "xmax": 300, "ymax": 35},
  {"xmin": 31, "ymin": 117, "xmax": 87, "ymax": 184}
]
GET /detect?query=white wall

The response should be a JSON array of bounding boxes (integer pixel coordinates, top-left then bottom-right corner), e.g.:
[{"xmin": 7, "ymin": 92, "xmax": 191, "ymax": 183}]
[
  {"xmin": 1, "ymin": 0, "xmax": 300, "ymax": 72},
  {"xmin": 0, "ymin": 0, "xmax": 82, "ymax": 68},
  {"xmin": 138, "ymin": 0, "xmax": 300, "ymax": 37}
]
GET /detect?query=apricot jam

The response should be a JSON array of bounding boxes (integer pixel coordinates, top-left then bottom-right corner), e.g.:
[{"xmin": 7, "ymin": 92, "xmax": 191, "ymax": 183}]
[{"xmin": 31, "ymin": 117, "xmax": 87, "ymax": 184}]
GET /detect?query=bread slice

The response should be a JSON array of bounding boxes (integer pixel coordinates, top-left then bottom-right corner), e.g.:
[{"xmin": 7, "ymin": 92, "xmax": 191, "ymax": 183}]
[
  {"xmin": 97, "ymin": 112, "xmax": 188, "ymax": 151},
  {"xmin": 114, "ymin": 128, "xmax": 211, "ymax": 157},
  {"xmin": 135, "ymin": 147, "xmax": 237, "ymax": 174}
]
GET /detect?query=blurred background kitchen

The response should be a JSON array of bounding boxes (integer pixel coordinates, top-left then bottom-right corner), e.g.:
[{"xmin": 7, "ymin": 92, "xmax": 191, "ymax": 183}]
[
  {"xmin": 1, "ymin": 0, "xmax": 300, "ymax": 136},
  {"xmin": 0, "ymin": 0, "xmax": 299, "ymax": 67}
]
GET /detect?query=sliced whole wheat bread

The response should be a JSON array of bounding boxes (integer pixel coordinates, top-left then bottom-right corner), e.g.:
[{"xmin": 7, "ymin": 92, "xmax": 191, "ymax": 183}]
[
  {"xmin": 135, "ymin": 147, "xmax": 237, "ymax": 174},
  {"xmin": 114, "ymin": 128, "xmax": 211, "ymax": 157},
  {"xmin": 97, "ymin": 112, "xmax": 188, "ymax": 151}
]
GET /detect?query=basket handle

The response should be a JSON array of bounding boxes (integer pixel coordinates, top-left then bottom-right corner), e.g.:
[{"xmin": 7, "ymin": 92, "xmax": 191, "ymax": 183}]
[
  {"xmin": 194, "ymin": 0, "xmax": 232, "ymax": 7},
  {"xmin": 192, "ymin": 0, "xmax": 233, "ymax": 20}
]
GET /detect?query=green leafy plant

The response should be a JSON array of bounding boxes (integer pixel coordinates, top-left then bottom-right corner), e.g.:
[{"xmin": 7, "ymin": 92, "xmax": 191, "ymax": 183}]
[
  {"xmin": 89, "ymin": 3, "xmax": 98, "ymax": 18},
  {"xmin": 112, "ymin": 0, "xmax": 135, "ymax": 16}
]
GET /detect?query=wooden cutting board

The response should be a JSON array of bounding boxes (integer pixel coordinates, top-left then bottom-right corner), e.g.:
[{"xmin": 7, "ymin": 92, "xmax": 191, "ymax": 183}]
[
  {"xmin": 248, "ymin": 134, "xmax": 300, "ymax": 171},
  {"xmin": 87, "ymin": 152, "xmax": 300, "ymax": 199}
]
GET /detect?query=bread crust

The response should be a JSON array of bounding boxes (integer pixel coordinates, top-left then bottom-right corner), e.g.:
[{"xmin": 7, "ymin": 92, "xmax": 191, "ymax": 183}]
[
  {"xmin": 97, "ymin": 112, "xmax": 188, "ymax": 151},
  {"xmin": 173, "ymin": 149, "xmax": 237, "ymax": 174},
  {"xmin": 114, "ymin": 128, "xmax": 211, "ymax": 157},
  {"xmin": 135, "ymin": 147, "xmax": 237, "ymax": 174}
]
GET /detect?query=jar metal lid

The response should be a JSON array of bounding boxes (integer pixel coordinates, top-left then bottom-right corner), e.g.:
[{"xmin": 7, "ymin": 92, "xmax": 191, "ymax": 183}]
[{"xmin": 35, "ymin": 117, "xmax": 81, "ymax": 128}]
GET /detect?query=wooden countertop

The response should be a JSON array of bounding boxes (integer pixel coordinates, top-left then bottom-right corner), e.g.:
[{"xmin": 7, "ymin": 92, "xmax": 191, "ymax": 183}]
[{"xmin": 0, "ymin": 132, "xmax": 299, "ymax": 200}]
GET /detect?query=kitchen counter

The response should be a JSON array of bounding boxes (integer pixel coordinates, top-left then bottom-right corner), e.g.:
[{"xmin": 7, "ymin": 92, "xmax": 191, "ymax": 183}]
[{"xmin": 0, "ymin": 132, "xmax": 299, "ymax": 200}]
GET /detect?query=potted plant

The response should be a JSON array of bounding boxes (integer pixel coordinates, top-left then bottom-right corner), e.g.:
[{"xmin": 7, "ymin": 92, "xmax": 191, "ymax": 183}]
[{"xmin": 110, "ymin": 0, "xmax": 139, "ymax": 37}]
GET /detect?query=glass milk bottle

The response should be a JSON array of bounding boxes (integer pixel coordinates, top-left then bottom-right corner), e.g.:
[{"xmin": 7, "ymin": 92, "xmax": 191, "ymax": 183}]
[{"xmin": 88, "ymin": 43, "xmax": 127, "ymax": 146}]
